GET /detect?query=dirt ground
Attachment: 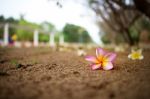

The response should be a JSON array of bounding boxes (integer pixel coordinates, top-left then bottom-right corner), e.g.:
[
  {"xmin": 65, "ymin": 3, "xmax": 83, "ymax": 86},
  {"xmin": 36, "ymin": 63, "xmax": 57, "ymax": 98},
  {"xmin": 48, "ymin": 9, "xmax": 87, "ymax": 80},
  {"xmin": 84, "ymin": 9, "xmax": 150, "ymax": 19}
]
[{"xmin": 0, "ymin": 47, "xmax": 150, "ymax": 99}]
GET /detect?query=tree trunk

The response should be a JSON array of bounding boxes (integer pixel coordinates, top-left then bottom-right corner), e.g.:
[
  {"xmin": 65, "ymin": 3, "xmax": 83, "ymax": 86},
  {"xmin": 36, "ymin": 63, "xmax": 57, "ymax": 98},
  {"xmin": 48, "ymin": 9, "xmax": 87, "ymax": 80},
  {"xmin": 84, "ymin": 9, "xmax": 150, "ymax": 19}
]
[
  {"xmin": 124, "ymin": 29, "xmax": 134, "ymax": 46},
  {"xmin": 133, "ymin": 0, "xmax": 150, "ymax": 19}
]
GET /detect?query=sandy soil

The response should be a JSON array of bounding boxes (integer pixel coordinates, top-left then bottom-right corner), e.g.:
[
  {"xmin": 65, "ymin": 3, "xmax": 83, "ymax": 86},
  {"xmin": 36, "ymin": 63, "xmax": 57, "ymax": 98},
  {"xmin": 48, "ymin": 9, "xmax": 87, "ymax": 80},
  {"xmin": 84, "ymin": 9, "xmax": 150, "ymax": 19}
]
[{"xmin": 0, "ymin": 47, "xmax": 150, "ymax": 99}]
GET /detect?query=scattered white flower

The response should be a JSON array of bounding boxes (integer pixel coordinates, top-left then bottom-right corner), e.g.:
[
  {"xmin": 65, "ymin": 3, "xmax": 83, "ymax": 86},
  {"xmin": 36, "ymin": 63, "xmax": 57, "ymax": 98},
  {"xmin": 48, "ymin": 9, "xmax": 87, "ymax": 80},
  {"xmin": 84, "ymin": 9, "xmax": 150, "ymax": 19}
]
[{"xmin": 128, "ymin": 49, "xmax": 144, "ymax": 60}]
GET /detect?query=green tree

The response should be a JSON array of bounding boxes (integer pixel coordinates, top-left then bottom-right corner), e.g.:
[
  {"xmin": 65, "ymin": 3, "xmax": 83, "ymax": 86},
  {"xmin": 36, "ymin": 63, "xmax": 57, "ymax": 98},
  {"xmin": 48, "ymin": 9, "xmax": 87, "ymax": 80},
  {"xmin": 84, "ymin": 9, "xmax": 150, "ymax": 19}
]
[
  {"xmin": 0, "ymin": 16, "xmax": 18, "ymax": 39},
  {"xmin": 63, "ymin": 24, "xmax": 91, "ymax": 43},
  {"xmin": 16, "ymin": 19, "xmax": 40, "ymax": 41},
  {"xmin": 0, "ymin": 16, "xmax": 5, "ymax": 23},
  {"xmin": 39, "ymin": 33, "xmax": 49, "ymax": 42}
]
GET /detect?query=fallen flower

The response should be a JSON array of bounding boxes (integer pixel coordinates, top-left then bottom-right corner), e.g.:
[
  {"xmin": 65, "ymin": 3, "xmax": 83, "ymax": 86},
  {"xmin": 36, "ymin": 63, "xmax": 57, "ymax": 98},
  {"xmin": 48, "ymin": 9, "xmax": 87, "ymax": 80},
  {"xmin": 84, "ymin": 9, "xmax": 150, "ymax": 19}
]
[
  {"xmin": 77, "ymin": 49, "xmax": 86, "ymax": 56},
  {"xmin": 128, "ymin": 49, "xmax": 144, "ymax": 60},
  {"xmin": 85, "ymin": 48, "xmax": 117, "ymax": 70}
]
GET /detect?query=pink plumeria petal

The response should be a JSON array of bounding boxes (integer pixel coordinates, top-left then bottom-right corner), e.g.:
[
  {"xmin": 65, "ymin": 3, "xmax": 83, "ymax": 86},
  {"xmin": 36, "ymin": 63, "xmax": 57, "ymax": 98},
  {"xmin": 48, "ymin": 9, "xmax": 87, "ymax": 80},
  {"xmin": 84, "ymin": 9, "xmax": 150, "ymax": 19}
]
[
  {"xmin": 85, "ymin": 48, "xmax": 116, "ymax": 71},
  {"xmin": 91, "ymin": 64, "xmax": 101, "ymax": 70},
  {"xmin": 102, "ymin": 61, "xmax": 113, "ymax": 70},
  {"xmin": 104, "ymin": 53, "xmax": 117, "ymax": 62},
  {"xmin": 96, "ymin": 48, "xmax": 106, "ymax": 58},
  {"xmin": 85, "ymin": 56, "xmax": 98, "ymax": 63}
]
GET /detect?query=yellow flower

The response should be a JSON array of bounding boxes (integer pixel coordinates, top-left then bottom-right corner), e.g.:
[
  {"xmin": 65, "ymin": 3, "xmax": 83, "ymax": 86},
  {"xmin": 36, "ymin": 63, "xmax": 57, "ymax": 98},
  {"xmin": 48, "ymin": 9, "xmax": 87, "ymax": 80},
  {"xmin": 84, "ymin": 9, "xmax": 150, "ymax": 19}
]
[
  {"xmin": 128, "ymin": 49, "xmax": 144, "ymax": 60},
  {"xmin": 12, "ymin": 34, "xmax": 17, "ymax": 41}
]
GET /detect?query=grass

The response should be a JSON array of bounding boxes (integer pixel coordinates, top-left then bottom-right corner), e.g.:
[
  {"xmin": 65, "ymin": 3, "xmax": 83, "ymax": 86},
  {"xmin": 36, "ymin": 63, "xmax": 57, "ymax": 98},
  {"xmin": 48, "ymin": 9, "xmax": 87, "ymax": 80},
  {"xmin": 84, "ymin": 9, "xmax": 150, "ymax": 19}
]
[{"xmin": 10, "ymin": 59, "xmax": 22, "ymax": 68}]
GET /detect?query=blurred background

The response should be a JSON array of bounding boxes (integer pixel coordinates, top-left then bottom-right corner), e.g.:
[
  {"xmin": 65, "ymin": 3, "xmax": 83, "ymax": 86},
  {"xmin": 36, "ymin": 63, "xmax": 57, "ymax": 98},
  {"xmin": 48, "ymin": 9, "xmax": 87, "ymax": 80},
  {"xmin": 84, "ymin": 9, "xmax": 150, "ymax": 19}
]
[{"xmin": 0, "ymin": 0, "xmax": 150, "ymax": 48}]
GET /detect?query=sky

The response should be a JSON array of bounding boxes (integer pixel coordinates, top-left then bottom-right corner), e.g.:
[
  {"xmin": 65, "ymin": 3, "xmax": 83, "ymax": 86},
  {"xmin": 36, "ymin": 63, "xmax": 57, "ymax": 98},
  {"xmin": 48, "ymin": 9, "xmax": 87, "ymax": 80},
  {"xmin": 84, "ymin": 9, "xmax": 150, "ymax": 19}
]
[{"xmin": 0, "ymin": 0, "xmax": 102, "ymax": 44}]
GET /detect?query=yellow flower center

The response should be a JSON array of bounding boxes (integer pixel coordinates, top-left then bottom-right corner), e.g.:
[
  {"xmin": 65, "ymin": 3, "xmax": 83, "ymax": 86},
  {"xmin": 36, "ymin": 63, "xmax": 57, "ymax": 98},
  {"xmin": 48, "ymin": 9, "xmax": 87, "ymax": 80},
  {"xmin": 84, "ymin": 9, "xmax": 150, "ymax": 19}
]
[
  {"xmin": 97, "ymin": 55, "xmax": 108, "ymax": 64},
  {"xmin": 131, "ymin": 52, "xmax": 141, "ymax": 59}
]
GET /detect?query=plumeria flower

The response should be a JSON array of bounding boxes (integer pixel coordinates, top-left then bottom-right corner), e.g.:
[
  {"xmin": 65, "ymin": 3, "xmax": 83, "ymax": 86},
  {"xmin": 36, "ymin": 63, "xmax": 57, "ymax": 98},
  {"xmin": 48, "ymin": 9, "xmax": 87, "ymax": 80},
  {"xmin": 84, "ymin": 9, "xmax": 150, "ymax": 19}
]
[
  {"xmin": 128, "ymin": 49, "xmax": 144, "ymax": 60},
  {"xmin": 85, "ymin": 48, "xmax": 117, "ymax": 70},
  {"xmin": 77, "ymin": 49, "xmax": 87, "ymax": 56}
]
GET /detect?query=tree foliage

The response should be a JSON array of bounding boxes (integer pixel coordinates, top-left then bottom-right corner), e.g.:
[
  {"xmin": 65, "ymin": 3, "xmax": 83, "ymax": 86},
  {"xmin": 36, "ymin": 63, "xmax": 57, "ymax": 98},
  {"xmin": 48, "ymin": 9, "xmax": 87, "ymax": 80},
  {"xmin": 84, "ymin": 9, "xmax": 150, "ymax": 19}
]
[
  {"xmin": 0, "ymin": 16, "xmax": 19, "ymax": 39},
  {"xmin": 17, "ymin": 19, "xmax": 39, "ymax": 41},
  {"xmin": 63, "ymin": 24, "xmax": 92, "ymax": 43},
  {"xmin": 0, "ymin": 15, "xmax": 55, "ymax": 42}
]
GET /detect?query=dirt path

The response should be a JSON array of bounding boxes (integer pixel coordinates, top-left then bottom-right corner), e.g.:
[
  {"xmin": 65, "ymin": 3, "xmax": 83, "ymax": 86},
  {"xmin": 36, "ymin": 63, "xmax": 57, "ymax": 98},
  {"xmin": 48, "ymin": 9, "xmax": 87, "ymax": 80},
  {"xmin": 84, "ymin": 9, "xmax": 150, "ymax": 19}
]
[{"xmin": 0, "ymin": 47, "xmax": 150, "ymax": 99}]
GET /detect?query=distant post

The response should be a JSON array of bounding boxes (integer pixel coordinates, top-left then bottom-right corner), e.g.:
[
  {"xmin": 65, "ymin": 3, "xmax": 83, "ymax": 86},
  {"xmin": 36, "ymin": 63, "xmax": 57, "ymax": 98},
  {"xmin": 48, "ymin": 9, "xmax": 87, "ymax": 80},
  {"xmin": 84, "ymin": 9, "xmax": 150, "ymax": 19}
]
[
  {"xmin": 49, "ymin": 32, "xmax": 55, "ymax": 47},
  {"xmin": 59, "ymin": 35, "xmax": 64, "ymax": 45},
  {"xmin": 34, "ymin": 30, "xmax": 39, "ymax": 47},
  {"xmin": 4, "ymin": 23, "xmax": 9, "ymax": 46}
]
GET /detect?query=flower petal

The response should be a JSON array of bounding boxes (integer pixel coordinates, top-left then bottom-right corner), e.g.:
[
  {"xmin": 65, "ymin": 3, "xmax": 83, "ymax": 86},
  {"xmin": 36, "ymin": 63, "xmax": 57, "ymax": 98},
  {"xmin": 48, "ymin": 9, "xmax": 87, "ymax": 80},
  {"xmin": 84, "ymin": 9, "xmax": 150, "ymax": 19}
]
[
  {"xmin": 91, "ymin": 64, "xmax": 101, "ymax": 70},
  {"xmin": 131, "ymin": 49, "xmax": 142, "ymax": 54},
  {"xmin": 137, "ymin": 49, "xmax": 142, "ymax": 54},
  {"xmin": 104, "ymin": 53, "xmax": 117, "ymax": 62},
  {"xmin": 102, "ymin": 61, "xmax": 113, "ymax": 70},
  {"xmin": 139, "ymin": 55, "xmax": 144, "ymax": 60},
  {"xmin": 96, "ymin": 48, "xmax": 106, "ymax": 58},
  {"xmin": 128, "ymin": 54, "xmax": 131, "ymax": 59},
  {"xmin": 85, "ymin": 56, "xmax": 99, "ymax": 63}
]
